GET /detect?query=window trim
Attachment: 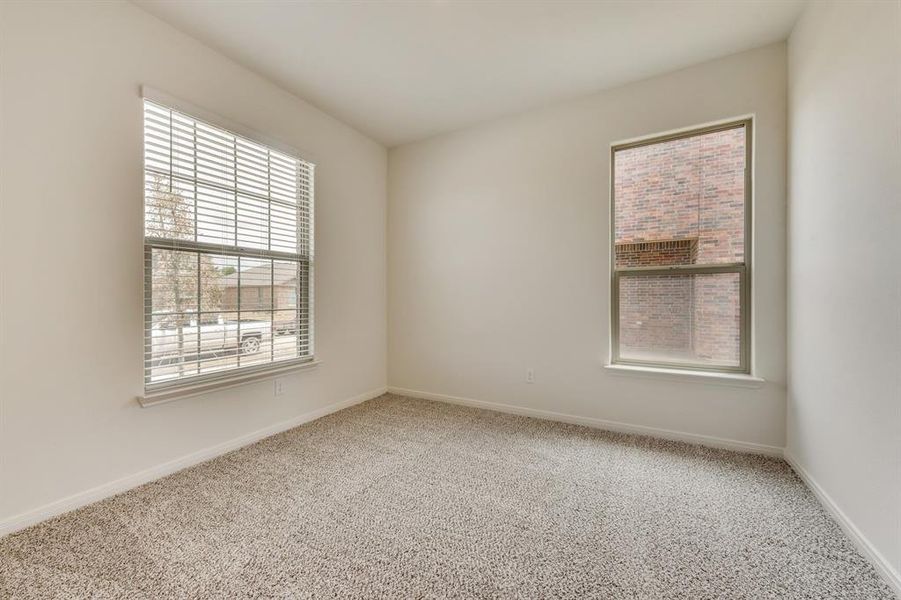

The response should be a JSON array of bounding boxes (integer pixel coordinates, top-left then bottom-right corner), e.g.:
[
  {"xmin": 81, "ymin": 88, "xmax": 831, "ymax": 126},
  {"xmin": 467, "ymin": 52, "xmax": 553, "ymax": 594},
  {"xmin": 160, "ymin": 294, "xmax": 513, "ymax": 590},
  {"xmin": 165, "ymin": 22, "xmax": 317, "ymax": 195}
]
[
  {"xmin": 603, "ymin": 364, "xmax": 764, "ymax": 389},
  {"xmin": 139, "ymin": 359, "xmax": 321, "ymax": 407},
  {"xmin": 140, "ymin": 88, "xmax": 316, "ymax": 400},
  {"xmin": 609, "ymin": 118, "xmax": 753, "ymax": 374}
]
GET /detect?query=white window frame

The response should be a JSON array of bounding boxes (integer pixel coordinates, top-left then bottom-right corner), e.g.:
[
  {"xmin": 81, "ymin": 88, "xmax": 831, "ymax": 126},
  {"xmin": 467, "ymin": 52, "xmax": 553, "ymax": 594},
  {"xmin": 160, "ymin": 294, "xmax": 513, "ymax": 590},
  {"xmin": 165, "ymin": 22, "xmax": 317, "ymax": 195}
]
[
  {"xmin": 610, "ymin": 118, "xmax": 752, "ymax": 374},
  {"xmin": 140, "ymin": 88, "xmax": 316, "ymax": 406}
]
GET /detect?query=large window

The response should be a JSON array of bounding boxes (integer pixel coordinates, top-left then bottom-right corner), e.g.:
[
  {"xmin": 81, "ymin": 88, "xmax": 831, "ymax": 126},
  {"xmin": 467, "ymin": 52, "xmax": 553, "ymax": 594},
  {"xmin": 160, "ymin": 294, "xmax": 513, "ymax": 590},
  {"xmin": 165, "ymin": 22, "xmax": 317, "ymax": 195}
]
[
  {"xmin": 143, "ymin": 99, "xmax": 314, "ymax": 394},
  {"xmin": 611, "ymin": 120, "xmax": 751, "ymax": 373}
]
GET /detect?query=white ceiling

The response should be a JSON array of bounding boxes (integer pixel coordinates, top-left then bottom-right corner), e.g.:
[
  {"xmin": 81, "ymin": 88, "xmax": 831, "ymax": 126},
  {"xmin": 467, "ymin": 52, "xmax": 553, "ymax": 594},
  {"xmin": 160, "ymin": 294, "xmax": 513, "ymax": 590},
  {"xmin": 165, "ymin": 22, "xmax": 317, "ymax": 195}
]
[{"xmin": 134, "ymin": 0, "xmax": 805, "ymax": 147}]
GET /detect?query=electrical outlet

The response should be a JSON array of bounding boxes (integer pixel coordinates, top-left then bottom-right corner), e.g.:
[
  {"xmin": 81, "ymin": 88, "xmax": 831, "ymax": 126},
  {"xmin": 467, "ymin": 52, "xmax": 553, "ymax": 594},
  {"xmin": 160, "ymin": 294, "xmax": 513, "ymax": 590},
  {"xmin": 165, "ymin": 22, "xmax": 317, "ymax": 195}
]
[
  {"xmin": 274, "ymin": 379, "xmax": 286, "ymax": 396},
  {"xmin": 526, "ymin": 369, "xmax": 534, "ymax": 384}
]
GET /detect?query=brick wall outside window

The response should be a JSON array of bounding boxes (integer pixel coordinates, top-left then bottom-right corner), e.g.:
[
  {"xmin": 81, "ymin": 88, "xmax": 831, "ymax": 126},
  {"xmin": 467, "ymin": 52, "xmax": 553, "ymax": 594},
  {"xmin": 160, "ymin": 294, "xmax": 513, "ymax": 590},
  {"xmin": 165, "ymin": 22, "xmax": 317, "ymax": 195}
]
[{"xmin": 614, "ymin": 126, "xmax": 745, "ymax": 366}]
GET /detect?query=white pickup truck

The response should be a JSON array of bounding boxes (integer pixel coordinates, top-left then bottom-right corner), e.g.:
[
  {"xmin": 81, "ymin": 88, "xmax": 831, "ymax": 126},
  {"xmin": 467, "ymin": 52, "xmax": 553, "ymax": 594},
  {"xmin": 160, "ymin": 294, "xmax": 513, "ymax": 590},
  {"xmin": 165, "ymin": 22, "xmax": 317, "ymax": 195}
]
[{"xmin": 150, "ymin": 315, "xmax": 271, "ymax": 363}]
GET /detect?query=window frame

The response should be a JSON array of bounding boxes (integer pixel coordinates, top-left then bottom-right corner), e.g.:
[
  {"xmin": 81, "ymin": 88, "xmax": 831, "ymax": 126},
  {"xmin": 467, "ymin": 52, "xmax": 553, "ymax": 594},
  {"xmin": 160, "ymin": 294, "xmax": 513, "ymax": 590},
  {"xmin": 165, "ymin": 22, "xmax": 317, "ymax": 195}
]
[
  {"xmin": 141, "ymin": 90, "xmax": 316, "ymax": 402},
  {"xmin": 609, "ymin": 118, "xmax": 752, "ymax": 374}
]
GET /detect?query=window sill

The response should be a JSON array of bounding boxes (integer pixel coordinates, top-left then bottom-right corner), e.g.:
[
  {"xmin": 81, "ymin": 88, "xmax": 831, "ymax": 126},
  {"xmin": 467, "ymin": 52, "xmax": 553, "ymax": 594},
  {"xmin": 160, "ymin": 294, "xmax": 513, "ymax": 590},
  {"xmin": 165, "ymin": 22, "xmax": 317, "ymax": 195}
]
[
  {"xmin": 138, "ymin": 358, "xmax": 321, "ymax": 407},
  {"xmin": 603, "ymin": 363, "xmax": 765, "ymax": 388}
]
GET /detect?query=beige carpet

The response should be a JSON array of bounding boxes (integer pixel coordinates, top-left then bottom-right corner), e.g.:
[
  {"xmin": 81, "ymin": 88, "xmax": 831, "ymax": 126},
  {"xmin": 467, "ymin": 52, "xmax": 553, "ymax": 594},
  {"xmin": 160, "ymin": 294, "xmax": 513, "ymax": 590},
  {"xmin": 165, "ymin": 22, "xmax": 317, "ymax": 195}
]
[{"xmin": 0, "ymin": 394, "xmax": 894, "ymax": 599}]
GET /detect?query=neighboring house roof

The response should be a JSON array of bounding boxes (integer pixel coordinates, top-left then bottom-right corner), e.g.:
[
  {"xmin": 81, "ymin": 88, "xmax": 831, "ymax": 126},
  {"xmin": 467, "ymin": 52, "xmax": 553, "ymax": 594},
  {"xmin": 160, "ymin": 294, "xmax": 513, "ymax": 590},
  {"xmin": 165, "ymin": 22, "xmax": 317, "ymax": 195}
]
[{"xmin": 220, "ymin": 263, "xmax": 297, "ymax": 288}]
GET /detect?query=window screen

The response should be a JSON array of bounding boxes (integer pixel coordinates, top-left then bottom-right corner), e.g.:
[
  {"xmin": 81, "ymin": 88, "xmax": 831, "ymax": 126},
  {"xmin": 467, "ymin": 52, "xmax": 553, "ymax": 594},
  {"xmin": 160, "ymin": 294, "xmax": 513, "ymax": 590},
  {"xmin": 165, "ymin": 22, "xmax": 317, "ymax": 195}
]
[
  {"xmin": 611, "ymin": 121, "xmax": 750, "ymax": 372},
  {"xmin": 143, "ymin": 99, "xmax": 314, "ymax": 390}
]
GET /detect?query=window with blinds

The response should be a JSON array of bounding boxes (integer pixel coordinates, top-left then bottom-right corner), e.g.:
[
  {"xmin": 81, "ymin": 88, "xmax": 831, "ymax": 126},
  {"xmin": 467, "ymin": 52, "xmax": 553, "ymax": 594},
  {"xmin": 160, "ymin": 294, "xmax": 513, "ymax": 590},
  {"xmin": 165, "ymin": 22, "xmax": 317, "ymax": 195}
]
[{"xmin": 143, "ymin": 99, "xmax": 314, "ymax": 392}]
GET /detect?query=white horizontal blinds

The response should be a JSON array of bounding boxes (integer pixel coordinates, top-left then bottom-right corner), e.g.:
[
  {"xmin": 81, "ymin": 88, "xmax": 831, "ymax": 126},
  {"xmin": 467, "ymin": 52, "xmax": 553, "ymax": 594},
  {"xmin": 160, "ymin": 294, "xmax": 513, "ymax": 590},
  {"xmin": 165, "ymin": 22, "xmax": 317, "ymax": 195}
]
[
  {"xmin": 143, "ymin": 99, "xmax": 313, "ymax": 388},
  {"xmin": 143, "ymin": 101, "xmax": 312, "ymax": 251}
]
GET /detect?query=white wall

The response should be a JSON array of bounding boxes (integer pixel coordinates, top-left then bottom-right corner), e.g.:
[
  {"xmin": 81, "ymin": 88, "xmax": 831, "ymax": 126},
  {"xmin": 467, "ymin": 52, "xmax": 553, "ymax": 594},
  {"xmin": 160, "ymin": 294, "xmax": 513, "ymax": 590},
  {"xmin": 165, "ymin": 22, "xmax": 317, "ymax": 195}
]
[
  {"xmin": 0, "ymin": 1, "xmax": 387, "ymax": 524},
  {"xmin": 388, "ymin": 44, "xmax": 787, "ymax": 450},
  {"xmin": 787, "ymin": 0, "xmax": 901, "ymax": 586}
]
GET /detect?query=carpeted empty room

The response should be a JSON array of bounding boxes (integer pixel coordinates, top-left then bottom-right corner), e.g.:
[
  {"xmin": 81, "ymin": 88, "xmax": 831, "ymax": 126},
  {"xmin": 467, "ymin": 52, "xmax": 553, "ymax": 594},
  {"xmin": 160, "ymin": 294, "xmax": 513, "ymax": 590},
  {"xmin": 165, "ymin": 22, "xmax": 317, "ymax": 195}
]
[
  {"xmin": 0, "ymin": 395, "xmax": 894, "ymax": 599},
  {"xmin": 1, "ymin": 0, "xmax": 899, "ymax": 598}
]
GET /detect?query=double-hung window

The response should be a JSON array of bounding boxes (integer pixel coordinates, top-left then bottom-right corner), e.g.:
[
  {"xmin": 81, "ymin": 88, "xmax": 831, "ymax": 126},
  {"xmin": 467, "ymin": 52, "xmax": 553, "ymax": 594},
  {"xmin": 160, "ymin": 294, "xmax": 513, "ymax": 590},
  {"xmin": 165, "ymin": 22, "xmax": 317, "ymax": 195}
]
[
  {"xmin": 611, "ymin": 120, "xmax": 751, "ymax": 373},
  {"xmin": 143, "ymin": 98, "xmax": 314, "ymax": 397}
]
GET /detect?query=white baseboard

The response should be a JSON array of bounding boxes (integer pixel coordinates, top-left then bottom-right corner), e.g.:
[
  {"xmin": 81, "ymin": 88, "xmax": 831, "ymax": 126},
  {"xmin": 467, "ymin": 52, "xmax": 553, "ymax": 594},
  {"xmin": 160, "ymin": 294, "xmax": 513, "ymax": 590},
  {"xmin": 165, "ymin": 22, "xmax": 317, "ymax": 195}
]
[
  {"xmin": 783, "ymin": 451, "xmax": 901, "ymax": 597},
  {"xmin": 387, "ymin": 386, "xmax": 784, "ymax": 457},
  {"xmin": 0, "ymin": 386, "xmax": 387, "ymax": 538}
]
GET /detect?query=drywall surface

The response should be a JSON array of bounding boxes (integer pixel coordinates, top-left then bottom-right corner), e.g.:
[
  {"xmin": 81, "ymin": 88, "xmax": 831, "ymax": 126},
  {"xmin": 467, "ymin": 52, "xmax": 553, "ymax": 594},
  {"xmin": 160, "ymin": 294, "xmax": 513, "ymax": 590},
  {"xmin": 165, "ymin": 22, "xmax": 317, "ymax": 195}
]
[
  {"xmin": 787, "ymin": 0, "xmax": 901, "ymax": 582},
  {"xmin": 388, "ymin": 43, "xmax": 787, "ymax": 449},
  {"xmin": 0, "ymin": 1, "xmax": 387, "ymax": 523}
]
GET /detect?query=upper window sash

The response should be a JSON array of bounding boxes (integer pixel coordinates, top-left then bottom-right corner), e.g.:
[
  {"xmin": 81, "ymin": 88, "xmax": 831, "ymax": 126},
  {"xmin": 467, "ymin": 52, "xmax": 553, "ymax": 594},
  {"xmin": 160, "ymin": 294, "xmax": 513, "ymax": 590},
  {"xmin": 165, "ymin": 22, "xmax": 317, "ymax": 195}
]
[{"xmin": 142, "ymin": 98, "xmax": 314, "ymax": 259}]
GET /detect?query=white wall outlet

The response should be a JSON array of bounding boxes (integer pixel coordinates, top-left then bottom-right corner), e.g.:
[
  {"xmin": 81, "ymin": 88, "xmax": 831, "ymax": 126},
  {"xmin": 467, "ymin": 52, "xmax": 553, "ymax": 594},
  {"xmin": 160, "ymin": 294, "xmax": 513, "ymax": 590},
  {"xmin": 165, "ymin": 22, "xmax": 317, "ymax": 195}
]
[
  {"xmin": 526, "ymin": 369, "xmax": 534, "ymax": 384},
  {"xmin": 274, "ymin": 379, "xmax": 286, "ymax": 396}
]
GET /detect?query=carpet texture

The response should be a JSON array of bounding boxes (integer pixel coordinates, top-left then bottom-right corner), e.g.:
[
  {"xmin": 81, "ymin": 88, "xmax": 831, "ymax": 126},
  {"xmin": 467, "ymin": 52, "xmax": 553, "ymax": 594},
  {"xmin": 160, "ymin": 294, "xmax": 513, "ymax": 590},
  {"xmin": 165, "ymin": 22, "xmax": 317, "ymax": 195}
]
[{"xmin": 0, "ymin": 394, "xmax": 895, "ymax": 599}]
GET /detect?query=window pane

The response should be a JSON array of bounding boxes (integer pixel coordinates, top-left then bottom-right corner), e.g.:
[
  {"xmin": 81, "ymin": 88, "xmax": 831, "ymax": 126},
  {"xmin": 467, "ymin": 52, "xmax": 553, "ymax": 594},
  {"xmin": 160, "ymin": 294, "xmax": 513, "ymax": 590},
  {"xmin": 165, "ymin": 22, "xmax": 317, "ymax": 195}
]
[
  {"xmin": 618, "ymin": 272, "xmax": 740, "ymax": 368},
  {"xmin": 143, "ymin": 103, "xmax": 171, "ymax": 172},
  {"xmin": 195, "ymin": 121, "xmax": 236, "ymax": 188},
  {"xmin": 273, "ymin": 309, "xmax": 301, "ymax": 361},
  {"xmin": 171, "ymin": 112, "xmax": 197, "ymax": 180},
  {"xmin": 196, "ymin": 185, "xmax": 235, "ymax": 246},
  {"xmin": 146, "ymin": 312, "xmax": 201, "ymax": 383},
  {"xmin": 614, "ymin": 126, "xmax": 745, "ymax": 267},
  {"xmin": 238, "ymin": 258, "xmax": 271, "ymax": 315},
  {"xmin": 144, "ymin": 174, "xmax": 195, "ymax": 241},
  {"xmin": 236, "ymin": 138, "xmax": 270, "ymax": 198},
  {"xmin": 238, "ymin": 314, "xmax": 273, "ymax": 368},
  {"xmin": 201, "ymin": 255, "xmax": 238, "ymax": 312},
  {"xmin": 271, "ymin": 201, "xmax": 298, "ymax": 253},
  {"xmin": 196, "ymin": 311, "xmax": 239, "ymax": 376},
  {"xmin": 236, "ymin": 193, "xmax": 268, "ymax": 250},
  {"xmin": 150, "ymin": 249, "xmax": 197, "ymax": 314},
  {"xmin": 273, "ymin": 261, "xmax": 298, "ymax": 309}
]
